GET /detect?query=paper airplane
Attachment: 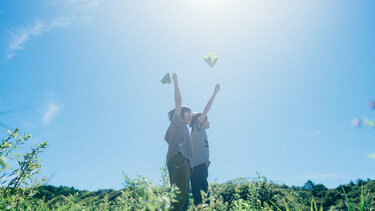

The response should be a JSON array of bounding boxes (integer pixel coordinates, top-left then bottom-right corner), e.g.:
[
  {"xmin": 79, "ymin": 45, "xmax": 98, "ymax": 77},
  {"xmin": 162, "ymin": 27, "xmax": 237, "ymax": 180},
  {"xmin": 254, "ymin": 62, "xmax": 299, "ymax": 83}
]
[
  {"xmin": 160, "ymin": 73, "xmax": 172, "ymax": 84},
  {"xmin": 202, "ymin": 52, "xmax": 218, "ymax": 68}
]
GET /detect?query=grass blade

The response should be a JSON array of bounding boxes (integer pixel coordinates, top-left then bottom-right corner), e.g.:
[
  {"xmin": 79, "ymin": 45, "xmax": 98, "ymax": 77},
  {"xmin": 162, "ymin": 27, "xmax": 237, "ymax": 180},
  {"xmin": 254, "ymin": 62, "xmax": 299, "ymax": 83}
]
[
  {"xmin": 360, "ymin": 185, "xmax": 364, "ymax": 211},
  {"xmin": 342, "ymin": 187, "xmax": 352, "ymax": 211},
  {"xmin": 283, "ymin": 198, "xmax": 290, "ymax": 211},
  {"xmin": 270, "ymin": 200, "xmax": 282, "ymax": 211},
  {"xmin": 314, "ymin": 198, "xmax": 318, "ymax": 211}
]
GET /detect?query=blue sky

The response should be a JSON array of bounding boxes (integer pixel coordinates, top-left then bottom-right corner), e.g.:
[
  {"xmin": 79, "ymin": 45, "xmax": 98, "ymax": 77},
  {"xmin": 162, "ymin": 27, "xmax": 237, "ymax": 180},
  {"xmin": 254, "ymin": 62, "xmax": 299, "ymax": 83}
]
[{"xmin": 1, "ymin": 0, "xmax": 375, "ymax": 191}]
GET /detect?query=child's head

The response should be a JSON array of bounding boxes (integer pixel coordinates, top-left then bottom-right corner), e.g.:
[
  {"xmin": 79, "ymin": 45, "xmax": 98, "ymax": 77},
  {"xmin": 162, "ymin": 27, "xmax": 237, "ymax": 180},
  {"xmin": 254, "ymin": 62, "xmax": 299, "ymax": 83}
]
[
  {"xmin": 190, "ymin": 112, "xmax": 209, "ymax": 129},
  {"xmin": 168, "ymin": 106, "xmax": 192, "ymax": 125}
]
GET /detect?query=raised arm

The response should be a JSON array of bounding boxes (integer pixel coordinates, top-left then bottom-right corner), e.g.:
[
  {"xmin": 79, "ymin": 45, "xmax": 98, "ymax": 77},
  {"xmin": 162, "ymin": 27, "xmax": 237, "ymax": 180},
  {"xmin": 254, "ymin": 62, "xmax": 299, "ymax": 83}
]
[
  {"xmin": 200, "ymin": 83, "xmax": 220, "ymax": 123},
  {"xmin": 172, "ymin": 73, "xmax": 182, "ymax": 116}
]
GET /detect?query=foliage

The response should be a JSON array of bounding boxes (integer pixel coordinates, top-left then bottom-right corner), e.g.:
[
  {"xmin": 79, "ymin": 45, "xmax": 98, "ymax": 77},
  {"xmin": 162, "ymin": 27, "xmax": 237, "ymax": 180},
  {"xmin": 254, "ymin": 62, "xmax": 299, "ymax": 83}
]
[
  {"xmin": 4, "ymin": 173, "xmax": 375, "ymax": 210},
  {"xmin": 1, "ymin": 130, "xmax": 374, "ymax": 210},
  {"xmin": 0, "ymin": 128, "xmax": 48, "ymax": 210}
]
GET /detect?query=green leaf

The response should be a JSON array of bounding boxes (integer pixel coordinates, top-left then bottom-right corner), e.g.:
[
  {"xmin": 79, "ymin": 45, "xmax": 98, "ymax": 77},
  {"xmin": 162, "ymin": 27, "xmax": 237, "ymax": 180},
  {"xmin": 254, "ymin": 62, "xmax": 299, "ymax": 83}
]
[{"xmin": 160, "ymin": 73, "xmax": 172, "ymax": 84}]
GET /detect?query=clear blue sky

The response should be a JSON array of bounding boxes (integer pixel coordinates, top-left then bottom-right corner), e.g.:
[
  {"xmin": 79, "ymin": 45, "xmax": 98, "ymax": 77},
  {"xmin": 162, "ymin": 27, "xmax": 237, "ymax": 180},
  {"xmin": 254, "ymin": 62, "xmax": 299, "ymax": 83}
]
[{"xmin": 1, "ymin": 0, "xmax": 375, "ymax": 191}]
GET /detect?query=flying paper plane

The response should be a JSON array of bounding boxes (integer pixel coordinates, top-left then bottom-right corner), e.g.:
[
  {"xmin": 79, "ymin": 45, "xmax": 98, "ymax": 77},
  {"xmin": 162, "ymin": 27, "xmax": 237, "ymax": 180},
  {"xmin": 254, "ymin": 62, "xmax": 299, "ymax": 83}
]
[
  {"xmin": 160, "ymin": 73, "xmax": 172, "ymax": 84},
  {"xmin": 202, "ymin": 52, "xmax": 218, "ymax": 68}
]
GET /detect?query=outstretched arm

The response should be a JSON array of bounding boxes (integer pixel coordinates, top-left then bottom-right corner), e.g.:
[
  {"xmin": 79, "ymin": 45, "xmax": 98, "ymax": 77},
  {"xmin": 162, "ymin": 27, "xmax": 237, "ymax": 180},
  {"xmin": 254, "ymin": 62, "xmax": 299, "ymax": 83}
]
[
  {"xmin": 172, "ymin": 73, "xmax": 182, "ymax": 117},
  {"xmin": 200, "ymin": 83, "xmax": 220, "ymax": 123}
]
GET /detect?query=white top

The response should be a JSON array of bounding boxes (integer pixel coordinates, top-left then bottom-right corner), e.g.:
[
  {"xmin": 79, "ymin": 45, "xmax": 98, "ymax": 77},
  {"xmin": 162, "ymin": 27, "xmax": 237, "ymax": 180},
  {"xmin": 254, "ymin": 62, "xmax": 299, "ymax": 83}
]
[{"xmin": 191, "ymin": 120, "xmax": 210, "ymax": 168}]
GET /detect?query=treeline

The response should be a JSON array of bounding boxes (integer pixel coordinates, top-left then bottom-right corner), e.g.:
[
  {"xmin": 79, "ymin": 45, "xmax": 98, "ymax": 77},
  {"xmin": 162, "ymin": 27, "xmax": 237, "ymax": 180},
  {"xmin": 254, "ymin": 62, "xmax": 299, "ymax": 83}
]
[
  {"xmin": 34, "ymin": 185, "xmax": 122, "ymax": 207},
  {"xmin": 290, "ymin": 178, "xmax": 375, "ymax": 209},
  {"xmin": 32, "ymin": 176, "xmax": 375, "ymax": 210}
]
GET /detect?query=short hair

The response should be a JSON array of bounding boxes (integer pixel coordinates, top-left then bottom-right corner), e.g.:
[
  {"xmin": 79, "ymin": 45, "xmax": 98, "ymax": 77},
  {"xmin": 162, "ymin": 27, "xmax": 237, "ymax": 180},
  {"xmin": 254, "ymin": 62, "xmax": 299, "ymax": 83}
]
[
  {"xmin": 168, "ymin": 106, "xmax": 191, "ymax": 121},
  {"xmin": 189, "ymin": 112, "xmax": 207, "ymax": 128}
]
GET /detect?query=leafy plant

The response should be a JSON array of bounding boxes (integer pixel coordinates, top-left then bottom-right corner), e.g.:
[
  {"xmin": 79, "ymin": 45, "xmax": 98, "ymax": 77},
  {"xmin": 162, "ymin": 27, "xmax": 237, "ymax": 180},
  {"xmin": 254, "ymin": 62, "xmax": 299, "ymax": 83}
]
[{"xmin": 0, "ymin": 128, "xmax": 48, "ymax": 209}]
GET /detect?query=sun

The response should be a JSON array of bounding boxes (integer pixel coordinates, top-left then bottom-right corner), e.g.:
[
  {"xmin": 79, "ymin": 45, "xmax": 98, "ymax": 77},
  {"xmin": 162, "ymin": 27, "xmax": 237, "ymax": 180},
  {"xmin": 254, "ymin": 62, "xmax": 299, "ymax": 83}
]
[{"xmin": 188, "ymin": 0, "xmax": 233, "ymax": 12}]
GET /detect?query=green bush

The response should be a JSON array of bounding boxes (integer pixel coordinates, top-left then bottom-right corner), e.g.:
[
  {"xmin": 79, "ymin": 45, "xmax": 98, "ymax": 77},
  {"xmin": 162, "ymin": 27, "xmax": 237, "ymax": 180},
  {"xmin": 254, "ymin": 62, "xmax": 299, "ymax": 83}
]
[
  {"xmin": 0, "ymin": 128, "xmax": 48, "ymax": 210},
  {"xmin": 1, "ymin": 129, "xmax": 374, "ymax": 210}
]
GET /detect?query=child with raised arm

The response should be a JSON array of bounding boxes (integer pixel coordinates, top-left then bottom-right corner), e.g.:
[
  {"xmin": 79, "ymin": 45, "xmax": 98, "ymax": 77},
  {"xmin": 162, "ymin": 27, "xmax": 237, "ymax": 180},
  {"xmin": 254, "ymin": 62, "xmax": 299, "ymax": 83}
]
[
  {"xmin": 164, "ymin": 73, "xmax": 193, "ymax": 211},
  {"xmin": 189, "ymin": 83, "xmax": 220, "ymax": 206}
]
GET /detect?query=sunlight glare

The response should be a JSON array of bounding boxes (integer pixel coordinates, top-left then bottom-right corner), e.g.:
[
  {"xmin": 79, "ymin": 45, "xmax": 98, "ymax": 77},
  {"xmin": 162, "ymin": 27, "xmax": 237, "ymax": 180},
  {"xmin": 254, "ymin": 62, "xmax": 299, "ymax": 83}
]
[{"xmin": 189, "ymin": 0, "xmax": 233, "ymax": 14}]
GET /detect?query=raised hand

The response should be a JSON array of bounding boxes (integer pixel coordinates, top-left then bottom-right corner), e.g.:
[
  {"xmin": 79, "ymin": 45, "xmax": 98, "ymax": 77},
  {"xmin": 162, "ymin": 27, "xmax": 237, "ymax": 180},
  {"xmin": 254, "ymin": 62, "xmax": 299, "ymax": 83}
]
[
  {"xmin": 172, "ymin": 73, "xmax": 178, "ymax": 83},
  {"xmin": 200, "ymin": 83, "xmax": 220, "ymax": 123},
  {"xmin": 172, "ymin": 72, "xmax": 181, "ymax": 116},
  {"xmin": 214, "ymin": 83, "xmax": 220, "ymax": 95}
]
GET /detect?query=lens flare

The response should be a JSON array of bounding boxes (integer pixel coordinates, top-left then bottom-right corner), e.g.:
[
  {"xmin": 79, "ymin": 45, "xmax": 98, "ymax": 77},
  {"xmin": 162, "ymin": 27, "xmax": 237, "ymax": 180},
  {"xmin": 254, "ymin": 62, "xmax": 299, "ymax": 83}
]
[
  {"xmin": 368, "ymin": 101, "xmax": 375, "ymax": 109},
  {"xmin": 351, "ymin": 118, "xmax": 360, "ymax": 127}
]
